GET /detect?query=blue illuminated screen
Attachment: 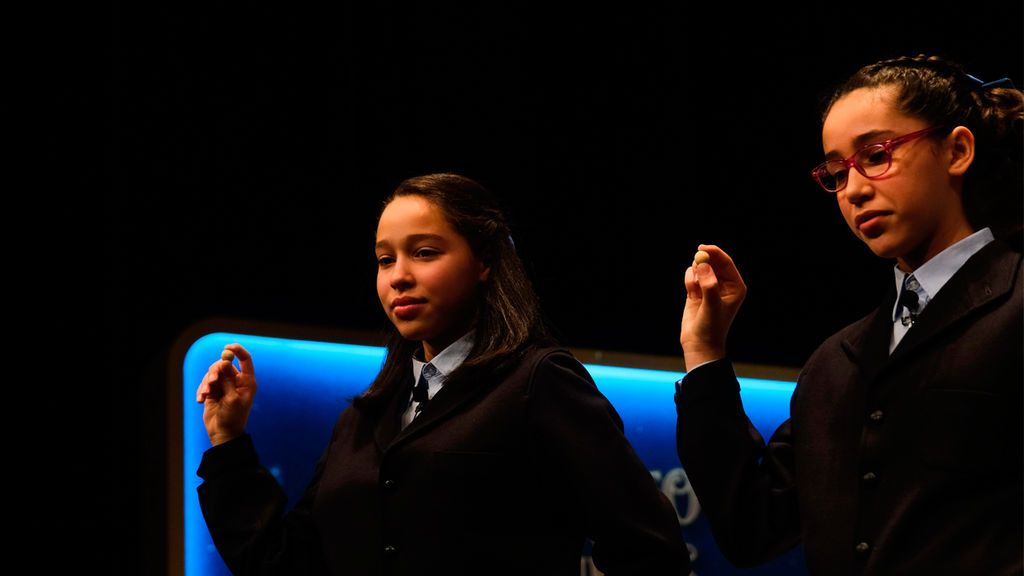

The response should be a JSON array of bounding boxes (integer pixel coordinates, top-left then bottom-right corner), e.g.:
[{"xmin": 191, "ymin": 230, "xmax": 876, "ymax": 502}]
[{"xmin": 182, "ymin": 332, "xmax": 806, "ymax": 575}]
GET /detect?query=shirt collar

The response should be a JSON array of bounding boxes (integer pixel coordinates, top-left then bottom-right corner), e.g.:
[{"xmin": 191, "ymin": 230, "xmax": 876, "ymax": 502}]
[
  {"xmin": 411, "ymin": 330, "xmax": 476, "ymax": 386},
  {"xmin": 891, "ymin": 227, "xmax": 994, "ymax": 320}
]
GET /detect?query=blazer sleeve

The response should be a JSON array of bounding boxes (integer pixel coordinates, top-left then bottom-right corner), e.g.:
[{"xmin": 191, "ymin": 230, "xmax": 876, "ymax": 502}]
[
  {"xmin": 528, "ymin": 350, "xmax": 691, "ymax": 575},
  {"xmin": 675, "ymin": 358, "xmax": 801, "ymax": 567},
  {"xmin": 197, "ymin": 434, "xmax": 329, "ymax": 576}
]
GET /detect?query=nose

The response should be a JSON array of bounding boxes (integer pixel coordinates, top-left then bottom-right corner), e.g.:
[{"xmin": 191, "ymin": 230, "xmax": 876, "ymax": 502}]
[
  {"xmin": 840, "ymin": 170, "xmax": 874, "ymax": 207},
  {"xmin": 389, "ymin": 256, "xmax": 414, "ymax": 290}
]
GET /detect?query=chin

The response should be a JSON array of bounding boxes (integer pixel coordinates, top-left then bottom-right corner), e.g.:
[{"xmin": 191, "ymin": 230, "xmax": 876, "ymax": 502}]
[
  {"xmin": 390, "ymin": 320, "xmax": 422, "ymax": 341},
  {"xmin": 393, "ymin": 327, "xmax": 421, "ymax": 340},
  {"xmin": 859, "ymin": 235, "xmax": 903, "ymax": 260},
  {"xmin": 866, "ymin": 245, "xmax": 900, "ymax": 260}
]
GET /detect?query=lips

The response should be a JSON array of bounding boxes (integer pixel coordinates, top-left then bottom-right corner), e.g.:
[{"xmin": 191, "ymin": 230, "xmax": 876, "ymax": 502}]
[
  {"xmin": 392, "ymin": 296, "xmax": 425, "ymax": 307},
  {"xmin": 855, "ymin": 210, "xmax": 892, "ymax": 235},
  {"xmin": 392, "ymin": 296, "xmax": 427, "ymax": 320}
]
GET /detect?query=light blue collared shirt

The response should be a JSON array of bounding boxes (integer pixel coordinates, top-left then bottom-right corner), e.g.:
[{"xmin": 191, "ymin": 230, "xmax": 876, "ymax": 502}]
[
  {"xmin": 402, "ymin": 330, "xmax": 476, "ymax": 428},
  {"xmin": 890, "ymin": 228, "xmax": 994, "ymax": 353}
]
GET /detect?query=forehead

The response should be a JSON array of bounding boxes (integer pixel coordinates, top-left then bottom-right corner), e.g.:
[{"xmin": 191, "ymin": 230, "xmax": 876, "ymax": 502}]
[
  {"xmin": 821, "ymin": 86, "xmax": 918, "ymax": 153},
  {"xmin": 376, "ymin": 195, "xmax": 453, "ymax": 239}
]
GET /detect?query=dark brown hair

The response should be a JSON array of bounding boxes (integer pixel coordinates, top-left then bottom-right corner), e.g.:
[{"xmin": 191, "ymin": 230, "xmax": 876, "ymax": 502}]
[
  {"xmin": 824, "ymin": 55, "xmax": 1023, "ymax": 243},
  {"xmin": 354, "ymin": 173, "xmax": 550, "ymax": 413}
]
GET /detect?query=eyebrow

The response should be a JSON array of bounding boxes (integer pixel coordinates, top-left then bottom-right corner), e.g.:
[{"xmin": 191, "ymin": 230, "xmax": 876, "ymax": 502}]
[
  {"xmin": 824, "ymin": 129, "xmax": 898, "ymax": 159},
  {"xmin": 375, "ymin": 233, "xmax": 447, "ymax": 251}
]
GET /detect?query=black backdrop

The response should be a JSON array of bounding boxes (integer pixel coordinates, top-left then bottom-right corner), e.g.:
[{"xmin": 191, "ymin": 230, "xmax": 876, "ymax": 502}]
[{"xmin": 98, "ymin": 3, "xmax": 1020, "ymax": 572}]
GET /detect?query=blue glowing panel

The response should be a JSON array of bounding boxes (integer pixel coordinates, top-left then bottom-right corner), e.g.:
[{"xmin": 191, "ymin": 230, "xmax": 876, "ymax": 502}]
[
  {"xmin": 183, "ymin": 334, "xmax": 386, "ymax": 576},
  {"xmin": 182, "ymin": 333, "xmax": 806, "ymax": 575}
]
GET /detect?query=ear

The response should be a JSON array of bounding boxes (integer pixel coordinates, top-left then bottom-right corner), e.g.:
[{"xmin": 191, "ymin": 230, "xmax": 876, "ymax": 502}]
[
  {"xmin": 946, "ymin": 125, "xmax": 975, "ymax": 177},
  {"xmin": 479, "ymin": 265, "xmax": 492, "ymax": 282}
]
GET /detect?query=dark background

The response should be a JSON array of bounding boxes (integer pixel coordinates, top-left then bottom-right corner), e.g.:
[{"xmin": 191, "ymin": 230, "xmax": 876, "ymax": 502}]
[{"xmin": 91, "ymin": 2, "xmax": 1021, "ymax": 573}]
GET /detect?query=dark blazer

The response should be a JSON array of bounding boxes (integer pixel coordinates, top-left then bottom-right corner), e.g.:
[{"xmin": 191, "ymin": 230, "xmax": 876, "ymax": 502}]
[
  {"xmin": 676, "ymin": 240, "xmax": 1023, "ymax": 575},
  {"xmin": 199, "ymin": 346, "xmax": 690, "ymax": 575}
]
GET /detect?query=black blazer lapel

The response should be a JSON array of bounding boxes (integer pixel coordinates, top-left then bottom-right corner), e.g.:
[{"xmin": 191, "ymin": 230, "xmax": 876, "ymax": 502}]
[
  {"xmin": 387, "ymin": 367, "xmax": 504, "ymax": 451},
  {"xmin": 386, "ymin": 350, "xmax": 536, "ymax": 452},
  {"xmin": 841, "ymin": 287, "xmax": 898, "ymax": 386},
  {"xmin": 373, "ymin": 374, "xmax": 411, "ymax": 451},
  {"xmin": 890, "ymin": 241, "xmax": 1021, "ymax": 363}
]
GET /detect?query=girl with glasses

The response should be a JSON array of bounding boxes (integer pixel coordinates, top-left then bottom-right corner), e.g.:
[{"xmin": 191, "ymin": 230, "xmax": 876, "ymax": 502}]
[
  {"xmin": 675, "ymin": 55, "xmax": 1022, "ymax": 574},
  {"xmin": 195, "ymin": 173, "xmax": 691, "ymax": 575}
]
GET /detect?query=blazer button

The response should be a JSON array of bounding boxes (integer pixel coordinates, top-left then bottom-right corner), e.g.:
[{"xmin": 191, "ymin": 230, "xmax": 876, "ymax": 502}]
[
  {"xmin": 868, "ymin": 410, "xmax": 884, "ymax": 423},
  {"xmin": 855, "ymin": 542, "xmax": 870, "ymax": 554},
  {"xmin": 383, "ymin": 479, "xmax": 396, "ymax": 489},
  {"xmin": 861, "ymin": 471, "xmax": 877, "ymax": 484},
  {"xmin": 384, "ymin": 545, "xmax": 398, "ymax": 556}
]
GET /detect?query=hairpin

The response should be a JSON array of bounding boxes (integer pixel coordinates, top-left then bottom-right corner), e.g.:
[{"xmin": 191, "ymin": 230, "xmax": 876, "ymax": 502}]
[{"xmin": 965, "ymin": 73, "xmax": 1015, "ymax": 89}]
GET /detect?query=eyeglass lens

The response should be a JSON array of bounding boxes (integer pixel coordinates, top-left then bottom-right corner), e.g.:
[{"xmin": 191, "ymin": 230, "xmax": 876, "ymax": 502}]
[{"xmin": 817, "ymin": 145, "xmax": 892, "ymax": 192}]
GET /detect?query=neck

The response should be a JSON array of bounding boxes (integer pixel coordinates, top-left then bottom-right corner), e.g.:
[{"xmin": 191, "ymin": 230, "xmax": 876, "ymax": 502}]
[
  {"xmin": 423, "ymin": 328, "xmax": 473, "ymax": 362},
  {"xmin": 422, "ymin": 313, "xmax": 477, "ymax": 362},
  {"xmin": 897, "ymin": 220, "xmax": 974, "ymax": 273},
  {"xmin": 422, "ymin": 342, "xmax": 443, "ymax": 362}
]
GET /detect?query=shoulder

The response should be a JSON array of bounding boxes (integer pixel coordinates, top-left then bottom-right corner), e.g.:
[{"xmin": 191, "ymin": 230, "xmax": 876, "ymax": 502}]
[
  {"xmin": 984, "ymin": 241, "xmax": 1023, "ymax": 310},
  {"xmin": 495, "ymin": 345, "xmax": 595, "ymax": 393},
  {"xmin": 515, "ymin": 347, "xmax": 622, "ymax": 426},
  {"xmin": 933, "ymin": 238, "xmax": 1022, "ymax": 317},
  {"xmin": 522, "ymin": 345, "xmax": 582, "ymax": 370},
  {"xmin": 990, "ymin": 240, "xmax": 1023, "ymax": 295},
  {"xmin": 968, "ymin": 237, "xmax": 1023, "ymax": 286},
  {"xmin": 528, "ymin": 346, "xmax": 591, "ymax": 379}
]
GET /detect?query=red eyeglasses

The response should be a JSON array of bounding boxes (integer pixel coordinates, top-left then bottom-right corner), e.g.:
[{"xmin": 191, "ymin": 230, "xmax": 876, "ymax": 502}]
[{"xmin": 810, "ymin": 126, "xmax": 945, "ymax": 193}]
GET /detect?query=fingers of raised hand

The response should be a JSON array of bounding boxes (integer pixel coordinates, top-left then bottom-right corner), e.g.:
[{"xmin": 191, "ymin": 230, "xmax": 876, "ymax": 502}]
[
  {"xmin": 684, "ymin": 266, "xmax": 703, "ymax": 301},
  {"xmin": 223, "ymin": 343, "xmax": 256, "ymax": 375},
  {"xmin": 196, "ymin": 359, "xmax": 238, "ymax": 403},
  {"xmin": 197, "ymin": 369, "xmax": 219, "ymax": 403}
]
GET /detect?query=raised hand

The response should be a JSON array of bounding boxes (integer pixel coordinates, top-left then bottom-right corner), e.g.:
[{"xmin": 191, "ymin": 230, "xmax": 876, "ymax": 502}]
[
  {"xmin": 196, "ymin": 343, "xmax": 258, "ymax": 446},
  {"xmin": 680, "ymin": 245, "xmax": 747, "ymax": 371}
]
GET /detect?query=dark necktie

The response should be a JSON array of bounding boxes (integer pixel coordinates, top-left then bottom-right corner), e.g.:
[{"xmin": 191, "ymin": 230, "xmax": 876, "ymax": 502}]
[
  {"xmin": 895, "ymin": 274, "xmax": 920, "ymax": 327},
  {"xmin": 412, "ymin": 364, "xmax": 436, "ymax": 417}
]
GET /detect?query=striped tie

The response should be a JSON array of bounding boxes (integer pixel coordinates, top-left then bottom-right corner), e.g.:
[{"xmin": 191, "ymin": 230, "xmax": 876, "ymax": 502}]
[
  {"xmin": 895, "ymin": 274, "xmax": 920, "ymax": 327},
  {"xmin": 412, "ymin": 364, "xmax": 436, "ymax": 417}
]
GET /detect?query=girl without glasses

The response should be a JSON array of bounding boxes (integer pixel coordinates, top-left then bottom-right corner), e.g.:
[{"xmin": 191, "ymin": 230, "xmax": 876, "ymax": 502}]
[
  {"xmin": 196, "ymin": 173, "xmax": 691, "ymax": 575},
  {"xmin": 675, "ymin": 55, "xmax": 1022, "ymax": 574}
]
